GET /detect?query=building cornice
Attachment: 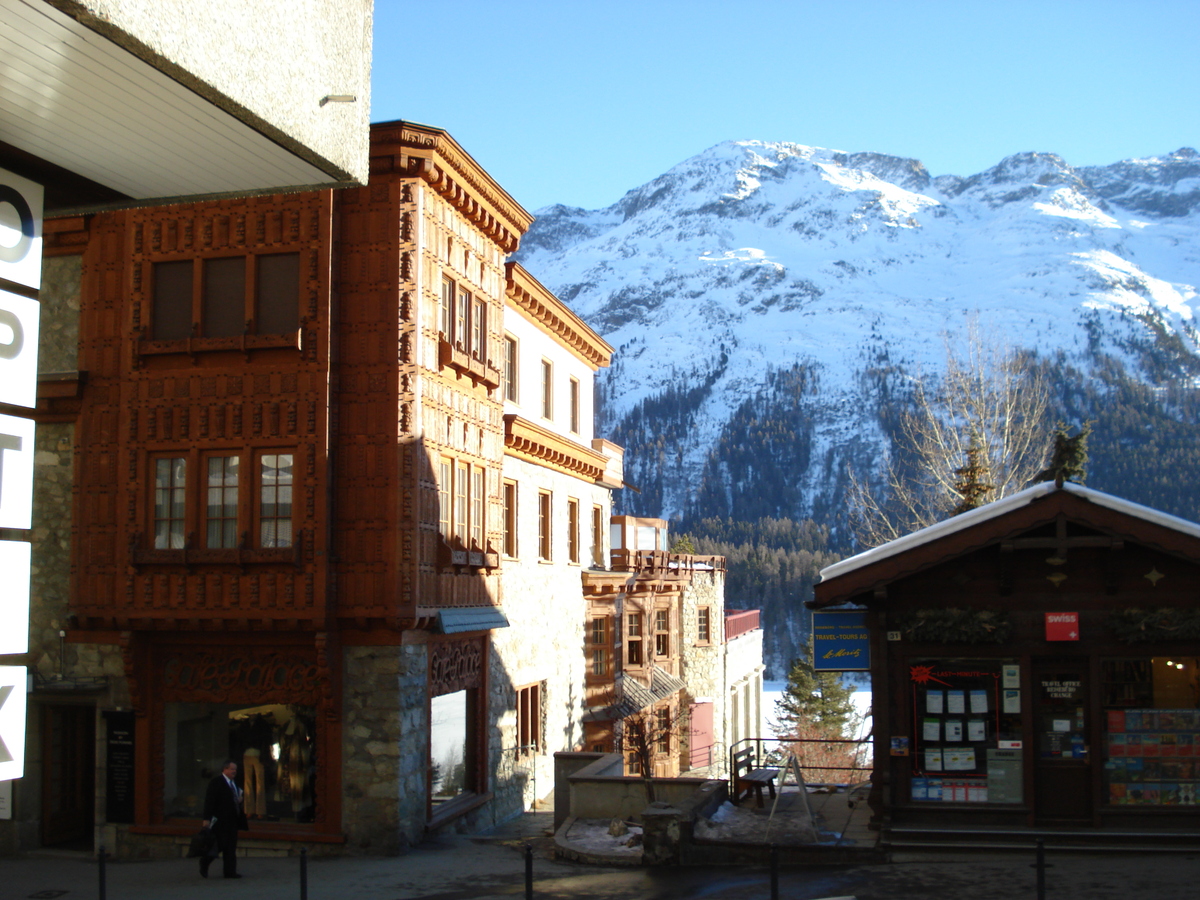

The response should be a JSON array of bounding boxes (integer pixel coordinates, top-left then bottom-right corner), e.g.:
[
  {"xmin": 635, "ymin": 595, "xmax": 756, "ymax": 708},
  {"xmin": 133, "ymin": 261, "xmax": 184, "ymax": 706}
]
[
  {"xmin": 504, "ymin": 414, "xmax": 608, "ymax": 481},
  {"xmin": 505, "ymin": 262, "xmax": 613, "ymax": 370},
  {"xmin": 369, "ymin": 121, "xmax": 533, "ymax": 253}
]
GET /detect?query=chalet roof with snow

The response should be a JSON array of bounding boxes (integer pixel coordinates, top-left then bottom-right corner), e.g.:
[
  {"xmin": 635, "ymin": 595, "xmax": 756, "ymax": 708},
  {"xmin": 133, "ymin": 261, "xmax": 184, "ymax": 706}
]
[{"xmin": 812, "ymin": 482, "xmax": 1200, "ymax": 609}]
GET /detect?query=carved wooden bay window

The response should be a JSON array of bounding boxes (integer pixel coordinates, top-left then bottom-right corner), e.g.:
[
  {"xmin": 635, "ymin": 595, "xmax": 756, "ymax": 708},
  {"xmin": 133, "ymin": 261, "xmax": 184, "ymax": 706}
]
[
  {"xmin": 144, "ymin": 251, "xmax": 302, "ymax": 354},
  {"xmin": 137, "ymin": 448, "xmax": 298, "ymax": 565},
  {"xmin": 437, "ymin": 456, "xmax": 499, "ymax": 569},
  {"xmin": 438, "ymin": 275, "xmax": 501, "ymax": 388}
]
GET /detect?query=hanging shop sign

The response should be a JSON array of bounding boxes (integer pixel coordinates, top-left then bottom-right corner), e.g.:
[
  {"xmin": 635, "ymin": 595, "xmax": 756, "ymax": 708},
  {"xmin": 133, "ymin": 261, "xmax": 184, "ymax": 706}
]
[
  {"xmin": 813, "ymin": 610, "xmax": 870, "ymax": 671},
  {"xmin": 1045, "ymin": 612, "xmax": 1080, "ymax": 641},
  {"xmin": 0, "ymin": 167, "xmax": 43, "ymax": 291},
  {"xmin": 0, "ymin": 666, "xmax": 27, "ymax": 781}
]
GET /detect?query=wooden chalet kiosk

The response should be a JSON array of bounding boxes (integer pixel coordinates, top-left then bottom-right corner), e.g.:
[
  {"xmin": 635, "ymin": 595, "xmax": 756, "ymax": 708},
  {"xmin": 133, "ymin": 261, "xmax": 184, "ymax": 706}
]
[{"xmin": 813, "ymin": 482, "xmax": 1200, "ymax": 843}]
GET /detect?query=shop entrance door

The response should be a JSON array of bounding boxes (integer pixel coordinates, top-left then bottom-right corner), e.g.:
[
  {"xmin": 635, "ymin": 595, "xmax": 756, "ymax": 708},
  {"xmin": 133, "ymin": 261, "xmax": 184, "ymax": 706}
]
[
  {"xmin": 1032, "ymin": 660, "xmax": 1092, "ymax": 823},
  {"xmin": 41, "ymin": 704, "xmax": 96, "ymax": 847}
]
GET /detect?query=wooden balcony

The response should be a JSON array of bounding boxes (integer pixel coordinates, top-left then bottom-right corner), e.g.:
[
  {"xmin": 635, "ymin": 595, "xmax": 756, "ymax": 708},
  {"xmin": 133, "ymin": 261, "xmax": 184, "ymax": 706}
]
[{"xmin": 724, "ymin": 609, "xmax": 761, "ymax": 642}]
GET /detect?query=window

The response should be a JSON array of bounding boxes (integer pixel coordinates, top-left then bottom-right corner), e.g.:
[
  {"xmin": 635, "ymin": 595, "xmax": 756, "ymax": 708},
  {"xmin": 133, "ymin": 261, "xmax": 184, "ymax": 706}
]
[
  {"xmin": 454, "ymin": 461, "xmax": 469, "ymax": 544},
  {"xmin": 471, "ymin": 468, "xmax": 485, "ymax": 549},
  {"xmin": 516, "ymin": 683, "xmax": 542, "ymax": 758},
  {"xmin": 656, "ymin": 708, "xmax": 671, "ymax": 754},
  {"xmin": 592, "ymin": 506, "xmax": 605, "ymax": 567},
  {"xmin": 205, "ymin": 455, "xmax": 240, "ymax": 548},
  {"xmin": 471, "ymin": 296, "xmax": 486, "ymax": 360},
  {"xmin": 538, "ymin": 491, "xmax": 552, "ymax": 561},
  {"xmin": 163, "ymin": 702, "xmax": 316, "ymax": 823},
  {"xmin": 151, "ymin": 253, "xmax": 299, "ymax": 341},
  {"xmin": 154, "ymin": 457, "xmax": 187, "ymax": 549},
  {"xmin": 259, "ymin": 453, "xmax": 293, "ymax": 548},
  {"xmin": 627, "ymin": 613, "xmax": 643, "ymax": 665},
  {"xmin": 567, "ymin": 498, "xmax": 580, "ymax": 564},
  {"xmin": 541, "ymin": 359, "xmax": 553, "ymax": 420},
  {"xmin": 590, "ymin": 617, "xmax": 609, "ymax": 676},
  {"xmin": 440, "ymin": 277, "xmax": 455, "ymax": 338},
  {"xmin": 149, "ymin": 450, "xmax": 293, "ymax": 552},
  {"xmin": 439, "ymin": 459, "xmax": 452, "ymax": 537},
  {"xmin": 502, "ymin": 480, "xmax": 517, "ymax": 557},
  {"xmin": 569, "ymin": 377, "xmax": 580, "ymax": 434},
  {"xmin": 697, "ymin": 607, "xmax": 711, "ymax": 643},
  {"xmin": 654, "ymin": 609, "xmax": 670, "ymax": 657},
  {"xmin": 503, "ymin": 336, "xmax": 518, "ymax": 402}
]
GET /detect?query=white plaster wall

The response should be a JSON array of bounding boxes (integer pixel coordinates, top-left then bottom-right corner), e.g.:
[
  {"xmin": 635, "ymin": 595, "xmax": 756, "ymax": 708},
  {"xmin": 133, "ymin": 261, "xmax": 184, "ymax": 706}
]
[
  {"xmin": 491, "ymin": 455, "xmax": 613, "ymax": 807},
  {"xmin": 503, "ymin": 310, "xmax": 597, "ymax": 443}
]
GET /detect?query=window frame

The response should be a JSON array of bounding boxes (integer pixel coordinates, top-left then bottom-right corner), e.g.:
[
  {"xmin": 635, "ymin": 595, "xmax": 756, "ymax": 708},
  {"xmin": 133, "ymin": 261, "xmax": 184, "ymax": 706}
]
[
  {"xmin": 257, "ymin": 451, "xmax": 295, "ymax": 549},
  {"xmin": 540, "ymin": 359, "xmax": 553, "ymax": 420},
  {"xmin": 591, "ymin": 505, "xmax": 605, "ymax": 567},
  {"xmin": 152, "ymin": 455, "xmax": 188, "ymax": 550},
  {"xmin": 654, "ymin": 608, "xmax": 670, "ymax": 658},
  {"xmin": 697, "ymin": 607, "xmax": 712, "ymax": 644},
  {"xmin": 515, "ymin": 682, "xmax": 542, "ymax": 760},
  {"xmin": 203, "ymin": 453, "xmax": 241, "ymax": 550},
  {"xmin": 567, "ymin": 498, "xmax": 580, "ymax": 564},
  {"xmin": 569, "ymin": 376, "xmax": 580, "ymax": 434},
  {"xmin": 627, "ymin": 612, "xmax": 643, "ymax": 666},
  {"xmin": 503, "ymin": 335, "xmax": 518, "ymax": 403},
  {"xmin": 537, "ymin": 490, "xmax": 552, "ymax": 561},
  {"xmin": 502, "ymin": 479, "xmax": 518, "ymax": 558}
]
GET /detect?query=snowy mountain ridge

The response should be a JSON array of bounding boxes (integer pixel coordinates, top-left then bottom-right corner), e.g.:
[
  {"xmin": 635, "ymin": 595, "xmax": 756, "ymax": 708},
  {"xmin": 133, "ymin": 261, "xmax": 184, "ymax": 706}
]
[{"xmin": 515, "ymin": 141, "xmax": 1200, "ymax": 528}]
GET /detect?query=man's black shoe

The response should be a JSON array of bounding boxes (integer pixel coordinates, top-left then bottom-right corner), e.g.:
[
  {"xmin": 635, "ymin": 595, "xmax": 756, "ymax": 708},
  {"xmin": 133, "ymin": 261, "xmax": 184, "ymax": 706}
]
[
  {"xmin": 199, "ymin": 857, "xmax": 210, "ymax": 878},
  {"xmin": 225, "ymin": 873, "xmax": 243, "ymax": 878}
]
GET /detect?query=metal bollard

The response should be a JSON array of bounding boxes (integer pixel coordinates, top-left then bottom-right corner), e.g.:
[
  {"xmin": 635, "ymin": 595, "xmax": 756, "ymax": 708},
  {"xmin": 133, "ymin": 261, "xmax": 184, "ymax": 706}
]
[
  {"xmin": 524, "ymin": 843, "xmax": 533, "ymax": 900},
  {"xmin": 1029, "ymin": 838, "xmax": 1054, "ymax": 900},
  {"xmin": 769, "ymin": 842, "xmax": 779, "ymax": 900},
  {"xmin": 98, "ymin": 845, "xmax": 107, "ymax": 900},
  {"xmin": 300, "ymin": 847, "xmax": 308, "ymax": 900}
]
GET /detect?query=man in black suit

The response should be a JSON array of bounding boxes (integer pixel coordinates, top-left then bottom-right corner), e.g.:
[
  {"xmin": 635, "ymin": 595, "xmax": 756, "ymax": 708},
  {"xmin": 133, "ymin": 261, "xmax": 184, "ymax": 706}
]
[{"xmin": 201, "ymin": 759, "xmax": 249, "ymax": 878}]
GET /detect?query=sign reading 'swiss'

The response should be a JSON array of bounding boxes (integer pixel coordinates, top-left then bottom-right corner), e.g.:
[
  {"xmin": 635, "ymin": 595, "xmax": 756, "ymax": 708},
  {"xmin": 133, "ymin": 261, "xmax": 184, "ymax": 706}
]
[{"xmin": 0, "ymin": 165, "xmax": 43, "ymax": 783}]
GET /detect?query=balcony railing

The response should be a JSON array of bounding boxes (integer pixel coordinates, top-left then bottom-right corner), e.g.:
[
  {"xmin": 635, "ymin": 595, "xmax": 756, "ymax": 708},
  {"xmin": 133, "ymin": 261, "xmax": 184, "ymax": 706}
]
[
  {"xmin": 609, "ymin": 549, "xmax": 727, "ymax": 575},
  {"xmin": 724, "ymin": 609, "xmax": 760, "ymax": 641}
]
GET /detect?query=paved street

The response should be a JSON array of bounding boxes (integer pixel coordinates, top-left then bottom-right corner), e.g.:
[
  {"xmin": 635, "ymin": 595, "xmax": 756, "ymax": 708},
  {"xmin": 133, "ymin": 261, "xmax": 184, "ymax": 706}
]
[{"xmin": 8, "ymin": 822, "xmax": 1200, "ymax": 900}]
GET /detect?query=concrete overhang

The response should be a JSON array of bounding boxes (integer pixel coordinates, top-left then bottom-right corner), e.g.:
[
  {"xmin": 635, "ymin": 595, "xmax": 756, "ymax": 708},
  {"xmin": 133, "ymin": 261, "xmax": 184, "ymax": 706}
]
[{"xmin": 2, "ymin": 0, "xmax": 372, "ymax": 214}]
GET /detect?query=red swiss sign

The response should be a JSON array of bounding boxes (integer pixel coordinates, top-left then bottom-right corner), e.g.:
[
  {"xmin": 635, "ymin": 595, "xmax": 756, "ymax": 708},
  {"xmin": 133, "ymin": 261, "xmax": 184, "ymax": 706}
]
[{"xmin": 1045, "ymin": 612, "xmax": 1079, "ymax": 641}]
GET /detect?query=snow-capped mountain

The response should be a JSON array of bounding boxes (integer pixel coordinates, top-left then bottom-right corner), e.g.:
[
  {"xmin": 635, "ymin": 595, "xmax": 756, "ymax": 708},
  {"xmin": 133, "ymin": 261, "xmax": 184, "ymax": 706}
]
[{"xmin": 516, "ymin": 143, "xmax": 1200, "ymax": 533}]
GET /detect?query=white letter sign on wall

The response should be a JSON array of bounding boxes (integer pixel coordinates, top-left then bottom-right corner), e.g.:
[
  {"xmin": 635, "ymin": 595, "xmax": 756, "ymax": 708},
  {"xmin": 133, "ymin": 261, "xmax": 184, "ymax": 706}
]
[
  {"xmin": 0, "ymin": 666, "xmax": 28, "ymax": 781},
  {"xmin": 0, "ymin": 542, "xmax": 30, "ymax": 655},
  {"xmin": 0, "ymin": 413, "xmax": 34, "ymax": 530},
  {"xmin": 0, "ymin": 289, "xmax": 39, "ymax": 410},
  {"xmin": 0, "ymin": 168, "xmax": 43, "ymax": 291}
]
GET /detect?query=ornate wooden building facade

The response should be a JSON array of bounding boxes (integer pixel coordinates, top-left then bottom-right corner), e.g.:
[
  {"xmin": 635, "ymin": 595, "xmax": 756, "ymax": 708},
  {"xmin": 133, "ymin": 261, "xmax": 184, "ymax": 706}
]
[{"xmin": 42, "ymin": 121, "xmax": 607, "ymax": 854}]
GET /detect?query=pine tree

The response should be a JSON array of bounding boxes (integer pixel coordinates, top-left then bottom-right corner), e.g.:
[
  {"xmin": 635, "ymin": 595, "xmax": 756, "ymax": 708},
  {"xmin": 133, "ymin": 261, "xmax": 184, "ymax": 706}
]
[
  {"xmin": 1031, "ymin": 421, "xmax": 1092, "ymax": 486},
  {"xmin": 774, "ymin": 652, "xmax": 857, "ymax": 736},
  {"xmin": 951, "ymin": 429, "xmax": 994, "ymax": 515}
]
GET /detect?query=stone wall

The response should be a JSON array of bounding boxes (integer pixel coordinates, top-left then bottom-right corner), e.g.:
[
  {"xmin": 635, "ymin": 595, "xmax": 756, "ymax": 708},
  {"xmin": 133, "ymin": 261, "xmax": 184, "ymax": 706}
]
[
  {"xmin": 37, "ymin": 255, "xmax": 80, "ymax": 374},
  {"xmin": 679, "ymin": 570, "xmax": 727, "ymax": 776},
  {"xmin": 341, "ymin": 642, "xmax": 428, "ymax": 853}
]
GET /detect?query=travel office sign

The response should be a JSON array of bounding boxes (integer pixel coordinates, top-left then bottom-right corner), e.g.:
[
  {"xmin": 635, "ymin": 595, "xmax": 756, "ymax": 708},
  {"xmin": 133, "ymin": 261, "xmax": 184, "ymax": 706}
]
[
  {"xmin": 0, "ymin": 166, "xmax": 42, "ymax": 782},
  {"xmin": 813, "ymin": 610, "xmax": 870, "ymax": 672}
]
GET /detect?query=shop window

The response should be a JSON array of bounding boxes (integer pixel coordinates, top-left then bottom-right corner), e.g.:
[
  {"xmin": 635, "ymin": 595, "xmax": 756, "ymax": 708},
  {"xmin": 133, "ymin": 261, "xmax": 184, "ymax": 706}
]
[
  {"xmin": 430, "ymin": 689, "xmax": 476, "ymax": 805},
  {"xmin": 163, "ymin": 702, "xmax": 316, "ymax": 823},
  {"xmin": 516, "ymin": 683, "xmax": 542, "ymax": 758},
  {"xmin": 908, "ymin": 658, "xmax": 1023, "ymax": 804},
  {"xmin": 697, "ymin": 607, "xmax": 711, "ymax": 643},
  {"xmin": 654, "ymin": 609, "xmax": 670, "ymax": 657},
  {"xmin": 538, "ymin": 491, "xmax": 552, "ymax": 561},
  {"xmin": 567, "ymin": 498, "xmax": 580, "ymax": 563},
  {"xmin": 1103, "ymin": 657, "xmax": 1200, "ymax": 806},
  {"xmin": 154, "ymin": 457, "xmax": 187, "ymax": 549},
  {"xmin": 627, "ymin": 613, "xmax": 643, "ymax": 666},
  {"xmin": 502, "ymin": 480, "xmax": 518, "ymax": 557}
]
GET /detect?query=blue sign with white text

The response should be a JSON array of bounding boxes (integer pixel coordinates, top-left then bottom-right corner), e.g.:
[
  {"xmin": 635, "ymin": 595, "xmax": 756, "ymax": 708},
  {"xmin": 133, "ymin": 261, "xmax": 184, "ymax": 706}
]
[{"xmin": 812, "ymin": 610, "xmax": 870, "ymax": 671}]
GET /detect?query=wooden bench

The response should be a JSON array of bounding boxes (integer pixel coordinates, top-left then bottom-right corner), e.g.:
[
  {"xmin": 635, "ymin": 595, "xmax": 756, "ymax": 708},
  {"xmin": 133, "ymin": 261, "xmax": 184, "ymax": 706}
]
[{"xmin": 731, "ymin": 747, "xmax": 779, "ymax": 808}]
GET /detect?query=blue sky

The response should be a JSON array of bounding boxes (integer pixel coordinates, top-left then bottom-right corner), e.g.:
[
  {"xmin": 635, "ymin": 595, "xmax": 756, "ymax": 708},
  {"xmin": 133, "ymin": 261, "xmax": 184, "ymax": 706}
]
[{"xmin": 371, "ymin": 0, "xmax": 1199, "ymax": 213}]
